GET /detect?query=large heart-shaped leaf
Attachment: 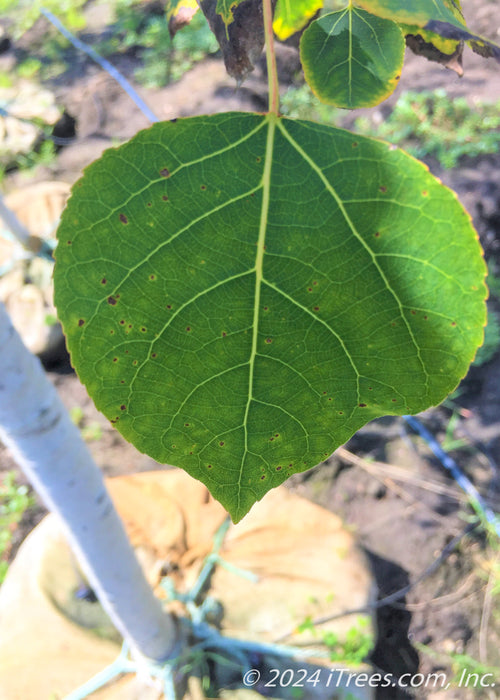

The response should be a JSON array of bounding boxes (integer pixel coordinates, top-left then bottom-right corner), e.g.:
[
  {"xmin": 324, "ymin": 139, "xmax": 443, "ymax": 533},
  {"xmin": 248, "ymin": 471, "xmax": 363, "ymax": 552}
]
[
  {"xmin": 54, "ymin": 113, "xmax": 486, "ymax": 521},
  {"xmin": 300, "ymin": 8, "xmax": 405, "ymax": 109}
]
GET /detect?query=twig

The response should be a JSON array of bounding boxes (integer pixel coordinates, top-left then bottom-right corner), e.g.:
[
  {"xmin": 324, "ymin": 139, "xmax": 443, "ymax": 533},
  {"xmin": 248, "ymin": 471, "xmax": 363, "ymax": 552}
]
[{"xmin": 40, "ymin": 8, "xmax": 159, "ymax": 124}]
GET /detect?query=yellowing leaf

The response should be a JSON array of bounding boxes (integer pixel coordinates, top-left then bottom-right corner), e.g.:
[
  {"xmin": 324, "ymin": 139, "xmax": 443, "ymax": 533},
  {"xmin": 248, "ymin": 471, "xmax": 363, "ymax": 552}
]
[
  {"xmin": 355, "ymin": 0, "xmax": 500, "ymax": 63},
  {"xmin": 354, "ymin": 0, "xmax": 465, "ymax": 29},
  {"xmin": 215, "ymin": 0, "xmax": 245, "ymax": 27},
  {"xmin": 401, "ymin": 23, "xmax": 460, "ymax": 56},
  {"xmin": 273, "ymin": 0, "xmax": 324, "ymax": 41},
  {"xmin": 166, "ymin": 0, "xmax": 199, "ymax": 37}
]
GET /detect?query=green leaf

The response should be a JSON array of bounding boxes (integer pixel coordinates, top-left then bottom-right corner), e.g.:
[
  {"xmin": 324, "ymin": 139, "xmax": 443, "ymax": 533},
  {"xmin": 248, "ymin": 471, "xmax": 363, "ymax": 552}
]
[
  {"xmin": 273, "ymin": 0, "xmax": 324, "ymax": 41},
  {"xmin": 355, "ymin": 0, "xmax": 500, "ymax": 63},
  {"xmin": 300, "ymin": 8, "xmax": 405, "ymax": 109},
  {"xmin": 54, "ymin": 113, "xmax": 486, "ymax": 521}
]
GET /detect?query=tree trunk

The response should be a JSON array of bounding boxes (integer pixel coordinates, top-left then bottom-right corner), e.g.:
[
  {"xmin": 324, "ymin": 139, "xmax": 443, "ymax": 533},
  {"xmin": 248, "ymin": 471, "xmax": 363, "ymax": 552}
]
[{"xmin": 0, "ymin": 302, "xmax": 179, "ymax": 662}]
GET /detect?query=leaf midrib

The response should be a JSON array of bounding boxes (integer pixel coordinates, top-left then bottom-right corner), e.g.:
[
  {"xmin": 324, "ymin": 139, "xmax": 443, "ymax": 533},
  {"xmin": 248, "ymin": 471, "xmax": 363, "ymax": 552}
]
[{"xmin": 237, "ymin": 114, "xmax": 277, "ymax": 508}]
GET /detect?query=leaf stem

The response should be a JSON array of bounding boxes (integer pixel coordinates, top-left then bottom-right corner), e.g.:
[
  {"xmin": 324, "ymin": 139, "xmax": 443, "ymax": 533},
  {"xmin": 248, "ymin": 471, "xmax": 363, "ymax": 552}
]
[{"xmin": 262, "ymin": 0, "xmax": 279, "ymax": 115}]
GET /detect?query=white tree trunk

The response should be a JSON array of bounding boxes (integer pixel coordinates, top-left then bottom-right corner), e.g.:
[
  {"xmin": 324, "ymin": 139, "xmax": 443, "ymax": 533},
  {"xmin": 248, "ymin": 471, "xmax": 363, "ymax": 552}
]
[{"xmin": 0, "ymin": 301, "xmax": 178, "ymax": 662}]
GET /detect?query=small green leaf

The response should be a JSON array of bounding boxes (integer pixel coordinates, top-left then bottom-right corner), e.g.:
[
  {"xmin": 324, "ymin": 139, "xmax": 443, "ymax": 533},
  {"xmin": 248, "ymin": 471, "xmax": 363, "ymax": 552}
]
[
  {"xmin": 273, "ymin": 0, "xmax": 324, "ymax": 41},
  {"xmin": 300, "ymin": 8, "xmax": 405, "ymax": 109},
  {"xmin": 54, "ymin": 113, "xmax": 486, "ymax": 521}
]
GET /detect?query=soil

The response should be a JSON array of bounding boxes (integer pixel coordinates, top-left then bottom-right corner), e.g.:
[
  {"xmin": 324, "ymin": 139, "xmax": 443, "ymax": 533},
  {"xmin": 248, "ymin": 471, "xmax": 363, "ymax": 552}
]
[{"xmin": 1, "ymin": 2, "xmax": 500, "ymax": 699}]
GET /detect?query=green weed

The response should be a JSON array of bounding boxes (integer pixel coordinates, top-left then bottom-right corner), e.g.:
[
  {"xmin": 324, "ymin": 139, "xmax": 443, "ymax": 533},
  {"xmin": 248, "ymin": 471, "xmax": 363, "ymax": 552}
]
[
  {"xmin": 355, "ymin": 89, "xmax": 500, "ymax": 168},
  {"xmin": 297, "ymin": 615, "xmax": 374, "ymax": 666},
  {"xmin": 96, "ymin": 0, "xmax": 218, "ymax": 88},
  {"xmin": 0, "ymin": 471, "xmax": 35, "ymax": 583},
  {"xmin": 282, "ymin": 85, "xmax": 500, "ymax": 169}
]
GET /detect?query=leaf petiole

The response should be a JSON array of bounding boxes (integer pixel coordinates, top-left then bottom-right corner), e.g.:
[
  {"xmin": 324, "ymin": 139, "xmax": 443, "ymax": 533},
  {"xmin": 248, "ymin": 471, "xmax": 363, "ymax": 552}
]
[{"xmin": 263, "ymin": 0, "xmax": 279, "ymax": 115}]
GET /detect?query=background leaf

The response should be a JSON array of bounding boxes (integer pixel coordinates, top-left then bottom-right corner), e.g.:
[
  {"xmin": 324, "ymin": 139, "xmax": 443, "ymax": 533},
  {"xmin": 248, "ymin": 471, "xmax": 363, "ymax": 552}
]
[
  {"xmin": 200, "ymin": 0, "xmax": 268, "ymax": 80},
  {"xmin": 54, "ymin": 113, "xmax": 486, "ymax": 521},
  {"xmin": 402, "ymin": 25, "xmax": 463, "ymax": 76},
  {"xmin": 273, "ymin": 0, "xmax": 324, "ymax": 41},
  {"xmin": 166, "ymin": 0, "xmax": 200, "ymax": 38},
  {"xmin": 300, "ymin": 8, "xmax": 405, "ymax": 109},
  {"xmin": 356, "ymin": 0, "xmax": 500, "ymax": 63},
  {"xmin": 355, "ymin": 0, "xmax": 466, "ymax": 29}
]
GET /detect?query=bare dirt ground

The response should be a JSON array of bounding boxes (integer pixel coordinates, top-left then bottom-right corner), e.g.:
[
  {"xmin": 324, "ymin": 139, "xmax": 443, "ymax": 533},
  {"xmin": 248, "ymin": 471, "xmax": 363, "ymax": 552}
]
[{"xmin": 1, "ymin": 1, "xmax": 500, "ymax": 698}]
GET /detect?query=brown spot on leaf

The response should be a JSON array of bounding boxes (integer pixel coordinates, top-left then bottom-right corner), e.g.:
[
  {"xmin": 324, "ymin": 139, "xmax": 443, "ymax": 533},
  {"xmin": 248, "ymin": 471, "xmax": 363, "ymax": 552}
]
[
  {"xmin": 67, "ymin": 240, "xmax": 72, "ymax": 245},
  {"xmin": 119, "ymin": 213, "xmax": 128, "ymax": 224},
  {"xmin": 219, "ymin": 441, "xmax": 224, "ymax": 446},
  {"xmin": 200, "ymin": 185, "xmax": 206, "ymax": 190},
  {"xmin": 113, "ymin": 357, "xmax": 118, "ymax": 362},
  {"xmin": 359, "ymin": 403, "xmax": 367, "ymax": 407},
  {"xmin": 108, "ymin": 296, "xmax": 117, "ymax": 305},
  {"xmin": 120, "ymin": 405, "xmax": 126, "ymax": 410},
  {"xmin": 379, "ymin": 186, "xmax": 387, "ymax": 193},
  {"xmin": 160, "ymin": 168, "xmax": 170, "ymax": 177},
  {"xmin": 151, "ymin": 353, "xmax": 157, "ymax": 359},
  {"xmin": 162, "ymin": 195, "xmax": 169, "ymax": 201},
  {"xmin": 78, "ymin": 319, "xmax": 85, "ymax": 327},
  {"xmin": 265, "ymin": 337, "xmax": 272, "ymax": 344}
]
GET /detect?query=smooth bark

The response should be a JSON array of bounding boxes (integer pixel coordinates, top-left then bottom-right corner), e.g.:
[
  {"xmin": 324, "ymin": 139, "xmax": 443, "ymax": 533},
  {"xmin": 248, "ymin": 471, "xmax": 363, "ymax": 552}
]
[{"xmin": 0, "ymin": 302, "xmax": 178, "ymax": 662}]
